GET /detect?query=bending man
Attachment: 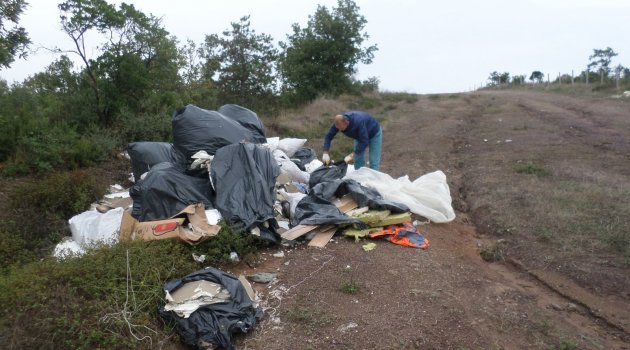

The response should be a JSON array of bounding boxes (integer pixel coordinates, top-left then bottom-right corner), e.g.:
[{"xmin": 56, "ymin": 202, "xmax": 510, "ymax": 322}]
[{"xmin": 322, "ymin": 111, "xmax": 382, "ymax": 170}]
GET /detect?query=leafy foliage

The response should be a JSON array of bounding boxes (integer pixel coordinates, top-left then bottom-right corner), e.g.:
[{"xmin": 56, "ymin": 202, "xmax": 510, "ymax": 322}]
[
  {"xmin": 200, "ymin": 16, "xmax": 279, "ymax": 111},
  {"xmin": 588, "ymin": 47, "xmax": 618, "ymax": 83},
  {"xmin": 0, "ymin": 0, "xmax": 30, "ymax": 68},
  {"xmin": 279, "ymin": 0, "xmax": 377, "ymax": 102},
  {"xmin": 529, "ymin": 71, "xmax": 544, "ymax": 83}
]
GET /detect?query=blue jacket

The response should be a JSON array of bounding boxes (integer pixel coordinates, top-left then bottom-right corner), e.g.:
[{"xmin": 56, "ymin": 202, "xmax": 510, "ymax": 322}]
[{"xmin": 323, "ymin": 111, "xmax": 380, "ymax": 154}]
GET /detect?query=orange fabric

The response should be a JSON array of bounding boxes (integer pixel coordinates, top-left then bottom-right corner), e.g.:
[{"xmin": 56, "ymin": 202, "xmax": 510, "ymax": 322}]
[{"xmin": 368, "ymin": 222, "xmax": 429, "ymax": 249}]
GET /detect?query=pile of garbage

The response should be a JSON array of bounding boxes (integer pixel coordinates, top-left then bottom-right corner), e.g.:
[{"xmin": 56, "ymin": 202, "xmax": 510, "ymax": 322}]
[{"xmin": 52, "ymin": 103, "xmax": 456, "ymax": 349}]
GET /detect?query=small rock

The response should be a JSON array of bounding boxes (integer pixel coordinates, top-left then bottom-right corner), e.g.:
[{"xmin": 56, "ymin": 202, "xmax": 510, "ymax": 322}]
[
  {"xmin": 550, "ymin": 303, "xmax": 563, "ymax": 311},
  {"xmin": 567, "ymin": 303, "xmax": 578, "ymax": 312},
  {"xmin": 272, "ymin": 251, "xmax": 285, "ymax": 258},
  {"xmin": 229, "ymin": 252, "xmax": 239, "ymax": 262}
]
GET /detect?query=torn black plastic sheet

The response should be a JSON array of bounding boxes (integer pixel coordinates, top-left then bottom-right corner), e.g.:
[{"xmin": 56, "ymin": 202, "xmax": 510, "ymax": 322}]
[
  {"xmin": 212, "ymin": 143, "xmax": 281, "ymax": 242},
  {"xmin": 159, "ymin": 267, "xmax": 262, "ymax": 350}
]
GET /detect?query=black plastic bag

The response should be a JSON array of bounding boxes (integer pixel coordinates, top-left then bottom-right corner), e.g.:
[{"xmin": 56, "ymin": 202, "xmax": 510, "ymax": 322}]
[
  {"xmin": 291, "ymin": 195, "xmax": 360, "ymax": 227},
  {"xmin": 172, "ymin": 104, "xmax": 265, "ymax": 159},
  {"xmin": 159, "ymin": 267, "xmax": 262, "ymax": 350},
  {"xmin": 130, "ymin": 162, "xmax": 214, "ymax": 221},
  {"xmin": 218, "ymin": 104, "xmax": 266, "ymax": 141},
  {"xmin": 212, "ymin": 143, "xmax": 280, "ymax": 239},
  {"xmin": 127, "ymin": 142, "xmax": 185, "ymax": 181},
  {"xmin": 290, "ymin": 147, "xmax": 316, "ymax": 171},
  {"xmin": 308, "ymin": 162, "xmax": 348, "ymax": 188}
]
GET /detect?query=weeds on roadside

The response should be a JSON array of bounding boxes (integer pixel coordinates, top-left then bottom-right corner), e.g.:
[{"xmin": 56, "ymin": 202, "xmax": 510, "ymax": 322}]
[
  {"xmin": 284, "ymin": 304, "xmax": 330, "ymax": 334},
  {"xmin": 514, "ymin": 163, "xmax": 550, "ymax": 177},
  {"xmin": 480, "ymin": 243, "xmax": 504, "ymax": 262},
  {"xmin": 340, "ymin": 280, "xmax": 360, "ymax": 294}
]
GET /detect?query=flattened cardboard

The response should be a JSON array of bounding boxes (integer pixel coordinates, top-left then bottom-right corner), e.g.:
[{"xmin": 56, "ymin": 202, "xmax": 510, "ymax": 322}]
[{"xmin": 119, "ymin": 203, "xmax": 220, "ymax": 244}]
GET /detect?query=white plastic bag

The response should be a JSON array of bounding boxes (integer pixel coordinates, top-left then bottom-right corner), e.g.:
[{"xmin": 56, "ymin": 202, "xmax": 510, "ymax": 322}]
[
  {"xmin": 53, "ymin": 238, "xmax": 86, "ymax": 259},
  {"xmin": 304, "ymin": 159, "xmax": 324, "ymax": 173},
  {"xmin": 273, "ymin": 149, "xmax": 310, "ymax": 184},
  {"xmin": 68, "ymin": 207, "xmax": 124, "ymax": 246},
  {"xmin": 278, "ymin": 189, "xmax": 307, "ymax": 217},
  {"xmin": 264, "ymin": 137, "xmax": 280, "ymax": 151},
  {"xmin": 344, "ymin": 168, "xmax": 455, "ymax": 223},
  {"xmin": 277, "ymin": 138, "xmax": 306, "ymax": 157}
]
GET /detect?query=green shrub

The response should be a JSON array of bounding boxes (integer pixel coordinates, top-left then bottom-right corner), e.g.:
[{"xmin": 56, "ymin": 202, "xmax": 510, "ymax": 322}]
[
  {"xmin": 2, "ymin": 120, "xmax": 115, "ymax": 175},
  {"xmin": 116, "ymin": 109, "xmax": 173, "ymax": 143},
  {"xmin": 0, "ymin": 240, "xmax": 198, "ymax": 349},
  {"xmin": 10, "ymin": 170, "xmax": 104, "ymax": 219},
  {"xmin": 0, "ymin": 221, "xmax": 267, "ymax": 349},
  {"xmin": 194, "ymin": 220, "xmax": 268, "ymax": 265}
]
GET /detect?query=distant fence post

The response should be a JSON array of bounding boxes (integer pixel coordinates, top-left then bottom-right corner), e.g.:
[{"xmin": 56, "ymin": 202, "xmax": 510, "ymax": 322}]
[
  {"xmin": 586, "ymin": 68, "xmax": 589, "ymax": 86},
  {"xmin": 571, "ymin": 70, "xmax": 574, "ymax": 85}
]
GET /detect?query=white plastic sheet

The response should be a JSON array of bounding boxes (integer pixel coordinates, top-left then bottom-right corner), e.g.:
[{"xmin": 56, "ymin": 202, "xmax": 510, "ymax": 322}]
[
  {"xmin": 69, "ymin": 207, "xmax": 124, "ymax": 246},
  {"xmin": 344, "ymin": 168, "xmax": 456, "ymax": 223},
  {"xmin": 304, "ymin": 159, "xmax": 324, "ymax": 173},
  {"xmin": 53, "ymin": 238, "xmax": 86, "ymax": 259},
  {"xmin": 273, "ymin": 149, "xmax": 310, "ymax": 184}
]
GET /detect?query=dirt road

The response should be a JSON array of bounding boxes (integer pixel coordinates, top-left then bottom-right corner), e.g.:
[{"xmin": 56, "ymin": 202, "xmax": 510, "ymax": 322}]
[{"xmin": 238, "ymin": 89, "xmax": 630, "ymax": 349}]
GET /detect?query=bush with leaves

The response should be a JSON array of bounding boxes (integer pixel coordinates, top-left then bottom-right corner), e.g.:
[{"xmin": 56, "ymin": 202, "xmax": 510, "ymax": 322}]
[{"xmin": 278, "ymin": 0, "xmax": 378, "ymax": 103}]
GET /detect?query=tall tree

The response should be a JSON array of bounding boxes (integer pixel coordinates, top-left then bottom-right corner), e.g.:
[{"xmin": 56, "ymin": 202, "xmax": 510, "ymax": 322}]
[
  {"xmin": 489, "ymin": 71, "xmax": 509, "ymax": 85},
  {"xmin": 199, "ymin": 15, "xmax": 278, "ymax": 109},
  {"xmin": 278, "ymin": 0, "xmax": 377, "ymax": 102},
  {"xmin": 588, "ymin": 47, "xmax": 618, "ymax": 84},
  {"xmin": 529, "ymin": 71, "xmax": 544, "ymax": 83},
  {"xmin": 58, "ymin": 0, "xmax": 183, "ymax": 125},
  {"xmin": 0, "ymin": 0, "xmax": 30, "ymax": 68}
]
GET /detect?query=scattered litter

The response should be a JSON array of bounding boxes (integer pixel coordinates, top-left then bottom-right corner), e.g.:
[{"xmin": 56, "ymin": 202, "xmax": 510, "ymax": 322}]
[
  {"xmin": 110, "ymin": 184, "xmax": 124, "ymax": 192},
  {"xmin": 247, "ymin": 272, "xmax": 278, "ymax": 284},
  {"xmin": 204, "ymin": 209, "xmax": 222, "ymax": 225},
  {"xmin": 104, "ymin": 191, "xmax": 130, "ymax": 199},
  {"xmin": 272, "ymin": 251, "xmax": 285, "ymax": 258},
  {"xmin": 369, "ymin": 223, "xmax": 429, "ymax": 249},
  {"xmin": 164, "ymin": 280, "xmax": 231, "ymax": 318},
  {"xmin": 337, "ymin": 322, "xmax": 358, "ymax": 333},
  {"xmin": 362, "ymin": 243, "xmax": 377, "ymax": 251},
  {"xmin": 192, "ymin": 253, "xmax": 206, "ymax": 263},
  {"xmin": 229, "ymin": 252, "xmax": 240, "ymax": 262},
  {"xmin": 505, "ymin": 139, "xmax": 513, "ymax": 143},
  {"xmin": 484, "ymin": 138, "xmax": 488, "ymax": 142}
]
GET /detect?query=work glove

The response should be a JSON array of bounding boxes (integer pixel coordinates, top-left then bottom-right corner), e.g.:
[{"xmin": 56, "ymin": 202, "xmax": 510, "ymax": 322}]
[
  {"xmin": 344, "ymin": 153, "xmax": 354, "ymax": 164},
  {"xmin": 322, "ymin": 153, "xmax": 330, "ymax": 166}
]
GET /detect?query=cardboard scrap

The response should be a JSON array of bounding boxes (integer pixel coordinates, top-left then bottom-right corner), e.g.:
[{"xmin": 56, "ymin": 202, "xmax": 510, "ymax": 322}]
[{"xmin": 119, "ymin": 203, "xmax": 220, "ymax": 244}]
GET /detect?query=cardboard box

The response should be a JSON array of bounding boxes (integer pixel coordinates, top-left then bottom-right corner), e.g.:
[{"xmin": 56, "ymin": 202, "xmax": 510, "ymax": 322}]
[{"xmin": 119, "ymin": 203, "xmax": 220, "ymax": 244}]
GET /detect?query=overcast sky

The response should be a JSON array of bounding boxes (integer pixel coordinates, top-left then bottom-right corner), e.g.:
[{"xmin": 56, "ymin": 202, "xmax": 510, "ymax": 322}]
[{"xmin": 1, "ymin": 0, "xmax": 629, "ymax": 94}]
